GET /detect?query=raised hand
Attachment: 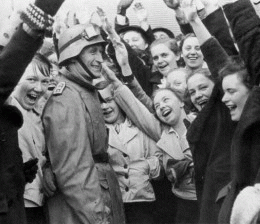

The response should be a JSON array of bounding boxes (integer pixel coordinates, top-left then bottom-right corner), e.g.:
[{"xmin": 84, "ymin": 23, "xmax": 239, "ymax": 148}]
[
  {"xmin": 163, "ymin": 0, "xmax": 181, "ymax": 10},
  {"xmin": 96, "ymin": 7, "xmax": 120, "ymax": 42},
  {"xmin": 102, "ymin": 63, "xmax": 119, "ymax": 83},
  {"xmin": 181, "ymin": 0, "xmax": 198, "ymax": 23},
  {"xmin": 113, "ymin": 39, "xmax": 130, "ymax": 69},
  {"xmin": 134, "ymin": 2, "xmax": 148, "ymax": 23},
  {"xmin": 64, "ymin": 11, "xmax": 79, "ymax": 29},
  {"xmin": 117, "ymin": 0, "xmax": 134, "ymax": 15}
]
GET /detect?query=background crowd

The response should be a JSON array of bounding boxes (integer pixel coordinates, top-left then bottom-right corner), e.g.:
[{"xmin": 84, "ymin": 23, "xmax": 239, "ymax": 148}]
[{"xmin": 1, "ymin": 0, "xmax": 260, "ymax": 224}]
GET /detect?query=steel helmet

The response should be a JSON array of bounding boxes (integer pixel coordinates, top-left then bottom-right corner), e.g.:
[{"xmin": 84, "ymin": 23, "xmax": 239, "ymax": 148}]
[{"xmin": 58, "ymin": 23, "xmax": 106, "ymax": 66}]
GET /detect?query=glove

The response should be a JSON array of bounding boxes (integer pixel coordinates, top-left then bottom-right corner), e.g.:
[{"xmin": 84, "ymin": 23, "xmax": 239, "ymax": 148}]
[
  {"xmin": 166, "ymin": 158, "xmax": 193, "ymax": 184},
  {"xmin": 35, "ymin": 0, "xmax": 65, "ymax": 16},
  {"xmin": 23, "ymin": 158, "xmax": 38, "ymax": 183}
]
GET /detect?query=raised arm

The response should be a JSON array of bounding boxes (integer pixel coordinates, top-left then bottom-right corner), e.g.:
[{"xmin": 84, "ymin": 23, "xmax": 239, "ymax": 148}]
[
  {"xmin": 182, "ymin": 0, "xmax": 229, "ymax": 78},
  {"xmin": 0, "ymin": 0, "xmax": 65, "ymax": 106},
  {"xmin": 222, "ymin": 0, "xmax": 260, "ymax": 85},
  {"xmin": 102, "ymin": 62, "xmax": 162, "ymax": 142}
]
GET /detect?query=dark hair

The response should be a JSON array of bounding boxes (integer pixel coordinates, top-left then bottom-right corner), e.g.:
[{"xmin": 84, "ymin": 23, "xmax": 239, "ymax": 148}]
[
  {"xmin": 179, "ymin": 33, "xmax": 197, "ymax": 52},
  {"xmin": 152, "ymin": 27, "xmax": 175, "ymax": 39},
  {"xmin": 150, "ymin": 37, "xmax": 180, "ymax": 57},
  {"xmin": 32, "ymin": 53, "xmax": 51, "ymax": 77},
  {"xmin": 219, "ymin": 56, "xmax": 253, "ymax": 90}
]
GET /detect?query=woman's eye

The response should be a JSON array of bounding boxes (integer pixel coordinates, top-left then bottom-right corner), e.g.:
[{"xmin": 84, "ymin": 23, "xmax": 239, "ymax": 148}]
[
  {"xmin": 162, "ymin": 53, "xmax": 168, "ymax": 58},
  {"xmin": 189, "ymin": 91, "xmax": 195, "ymax": 96}
]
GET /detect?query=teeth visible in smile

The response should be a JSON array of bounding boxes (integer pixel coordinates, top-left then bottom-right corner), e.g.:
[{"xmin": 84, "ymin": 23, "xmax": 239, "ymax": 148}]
[
  {"xmin": 227, "ymin": 105, "xmax": 237, "ymax": 111},
  {"xmin": 103, "ymin": 110, "xmax": 112, "ymax": 115},
  {"xmin": 27, "ymin": 94, "xmax": 38, "ymax": 100},
  {"xmin": 162, "ymin": 110, "xmax": 171, "ymax": 117}
]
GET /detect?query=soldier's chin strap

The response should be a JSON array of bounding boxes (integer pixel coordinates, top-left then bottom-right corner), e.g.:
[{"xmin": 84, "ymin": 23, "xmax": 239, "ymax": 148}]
[
  {"xmin": 75, "ymin": 57, "xmax": 109, "ymax": 90},
  {"xmin": 77, "ymin": 57, "xmax": 97, "ymax": 80}
]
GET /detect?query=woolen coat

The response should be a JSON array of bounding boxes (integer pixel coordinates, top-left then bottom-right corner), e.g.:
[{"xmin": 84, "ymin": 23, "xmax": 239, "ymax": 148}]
[{"xmin": 218, "ymin": 0, "xmax": 260, "ymax": 222}]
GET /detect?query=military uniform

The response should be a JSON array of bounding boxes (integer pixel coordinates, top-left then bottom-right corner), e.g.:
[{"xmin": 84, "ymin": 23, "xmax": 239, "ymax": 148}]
[{"xmin": 42, "ymin": 74, "xmax": 125, "ymax": 224}]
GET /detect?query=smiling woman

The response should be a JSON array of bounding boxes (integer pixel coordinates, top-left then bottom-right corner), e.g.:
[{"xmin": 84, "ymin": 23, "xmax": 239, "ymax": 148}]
[
  {"xmin": 7, "ymin": 53, "xmax": 51, "ymax": 224},
  {"xmin": 11, "ymin": 53, "xmax": 51, "ymax": 110},
  {"xmin": 150, "ymin": 37, "xmax": 180, "ymax": 78}
]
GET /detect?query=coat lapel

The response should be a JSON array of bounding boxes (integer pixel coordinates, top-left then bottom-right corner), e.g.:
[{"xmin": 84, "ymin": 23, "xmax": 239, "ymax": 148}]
[{"xmin": 157, "ymin": 130, "xmax": 185, "ymax": 160}]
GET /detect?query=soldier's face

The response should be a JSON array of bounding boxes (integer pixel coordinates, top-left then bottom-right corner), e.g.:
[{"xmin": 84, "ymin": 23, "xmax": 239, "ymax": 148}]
[
  {"xmin": 79, "ymin": 44, "xmax": 104, "ymax": 78},
  {"xmin": 13, "ymin": 63, "xmax": 49, "ymax": 110}
]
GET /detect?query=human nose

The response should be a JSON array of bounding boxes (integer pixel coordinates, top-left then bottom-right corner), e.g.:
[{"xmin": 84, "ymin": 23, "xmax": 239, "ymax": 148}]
[
  {"xmin": 101, "ymin": 102, "xmax": 108, "ymax": 110},
  {"xmin": 190, "ymin": 47, "xmax": 196, "ymax": 54},
  {"xmin": 194, "ymin": 90, "xmax": 202, "ymax": 100},
  {"xmin": 34, "ymin": 81, "xmax": 43, "ymax": 93},
  {"xmin": 222, "ymin": 92, "xmax": 228, "ymax": 103},
  {"xmin": 95, "ymin": 52, "xmax": 103, "ymax": 63}
]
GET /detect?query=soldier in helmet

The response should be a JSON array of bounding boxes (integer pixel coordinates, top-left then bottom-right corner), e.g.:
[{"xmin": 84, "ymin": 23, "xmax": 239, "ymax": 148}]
[{"xmin": 42, "ymin": 23, "xmax": 125, "ymax": 224}]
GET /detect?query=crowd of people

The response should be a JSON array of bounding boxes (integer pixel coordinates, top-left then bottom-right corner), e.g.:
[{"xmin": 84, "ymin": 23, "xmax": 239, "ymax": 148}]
[{"xmin": 1, "ymin": 0, "xmax": 260, "ymax": 223}]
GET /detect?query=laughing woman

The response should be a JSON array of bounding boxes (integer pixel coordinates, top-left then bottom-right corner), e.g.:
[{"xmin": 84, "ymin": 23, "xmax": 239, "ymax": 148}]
[
  {"xmin": 98, "ymin": 84, "xmax": 161, "ymax": 224},
  {"xmin": 102, "ymin": 41, "xmax": 199, "ymax": 223},
  {"xmin": 8, "ymin": 53, "xmax": 51, "ymax": 224}
]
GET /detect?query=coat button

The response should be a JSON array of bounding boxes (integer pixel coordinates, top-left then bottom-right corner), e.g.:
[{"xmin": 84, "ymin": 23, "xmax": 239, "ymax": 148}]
[
  {"xmin": 125, "ymin": 174, "xmax": 129, "ymax": 179},
  {"xmin": 0, "ymin": 132, "xmax": 6, "ymax": 142},
  {"xmin": 124, "ymin": 164, "xmax": 128, "ymax": 169},
  {"xmin": 123, "ymin": 153, "xmax": 127, "ymax": 157},
  {"xmin": 125, "ymin": 186, "xmax": 129, "ymax": 192}
]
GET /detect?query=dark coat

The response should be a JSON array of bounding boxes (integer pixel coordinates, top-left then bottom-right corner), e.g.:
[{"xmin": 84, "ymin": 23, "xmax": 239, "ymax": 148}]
[
  {"xmin": 218, "ymin": 0, "xmax": 260, "ymax": 222},
  {"xmin": 218, "ymin": 87, "xmax": 260, "ymax": 224},
  {"xmin": 186, "ymin": 37, "xmax": 237, "ymax": 223},
  {"xmin": 0, "ymin": 25, "xmax": 43, "ymax": 224}
]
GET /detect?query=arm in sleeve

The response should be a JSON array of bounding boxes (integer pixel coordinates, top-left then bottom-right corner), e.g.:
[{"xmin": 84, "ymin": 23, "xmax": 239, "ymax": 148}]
[
  {"xmin": 127, "ymin": 77, "xmax": 154, "ymax": 113},
  {"xmin": 144, "ymin": 136, "xmax": 162, "ymax": 180},
  {"xmin": 114, "ymin": 84, "xmax": 162, "ymax": 142},
  {"xmin": 0, "ymin": 25, "xmax": 43, "ymax": 105},
  {"xmin": 200, "ymin": 37, "xmax": 229, "ymax": 79},
  {"xmin": 224, "ymin": 0, "xmax": 260, "ymax": 85}
]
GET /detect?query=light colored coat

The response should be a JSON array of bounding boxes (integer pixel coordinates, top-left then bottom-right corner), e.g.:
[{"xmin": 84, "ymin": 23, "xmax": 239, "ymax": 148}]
[
  {"xmin": 107, "ymin": 118, "xmax": 161, "ymax": 203},
  {"xmin": 42, "ymin": 77, "xmax": 125, "ymax": 224},
  {"xmin": 9, "ymin": 96, "xmax": 46, "ymax": 206},
  {"xmin": 114, "ymin": 84, "xmax": 197, "ymax": 200}
]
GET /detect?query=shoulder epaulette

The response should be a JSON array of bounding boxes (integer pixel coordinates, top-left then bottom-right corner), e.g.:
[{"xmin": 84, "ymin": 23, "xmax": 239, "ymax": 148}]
[{"xmin": 53, "ymin": 82, "xmax": 66, "ymax": 95}]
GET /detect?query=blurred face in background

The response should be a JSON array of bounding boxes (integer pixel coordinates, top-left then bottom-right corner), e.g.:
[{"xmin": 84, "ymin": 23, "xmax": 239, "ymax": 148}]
[
  {"xmin": 122, "ymin": 30, "xmax": 148, "ymax": 51},
  {"xmin": 166, "ymin": 69, "xmax": 188, "ymax": 99},
  {"xmin": 153, "ymin": 31, "xmax": 170, "ymax": 40}
]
